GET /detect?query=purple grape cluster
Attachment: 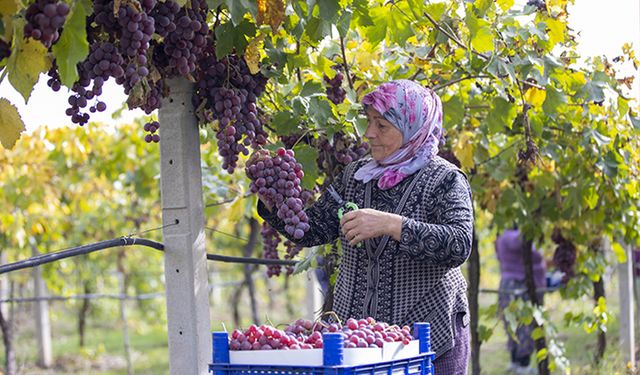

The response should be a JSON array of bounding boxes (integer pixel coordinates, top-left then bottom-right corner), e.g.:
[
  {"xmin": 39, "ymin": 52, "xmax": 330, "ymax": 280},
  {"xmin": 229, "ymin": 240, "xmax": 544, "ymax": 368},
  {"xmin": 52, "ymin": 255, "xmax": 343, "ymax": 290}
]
[
  {"xmin": 64, "ymin": 42, "xmax": 124, "ymax": 125},
  {"xmin": 526, "ymin": 0, "xmax": 546, "ymax": 11},
  {"xmin": 24, "ymin": 0, "xmax": 69, "ymax": 48},
  {"xmin": 194, "ymin": 51, "xmax": 269, "ymax": 173},
  {"xmin": 229, "ymin": 317, "xmax": 414, "ymax": 351},
  {"xmin": 551, "ymin": 228, "xmax": 577, "ymax": 283},
  {"xmin": 0, "ymin": 39, "xmax": 11, "ymax": 62},
  {"xmin": 143, "ymin": 120, "xmax": 160, "ymax": 143},
  {"xmin": 160, "ymin": 0, "xmax": 208, "ymax": 77},
  {"xmin": 324, "ymin": 73, "xmax": 346, "ymax": 105},
  {"xmin": 261, "ymin": 223, "xmax": 283, "ymax": 277},
  {"xmin": 149, "ymin": 0, "xmax": 180, "ymax": 37},
  {"xmin": 247, "ymin": 148, "xmax": 309, "ymax": 240},
  {"xmin": 317, "ymin": 132, "xmax": 369, "ymax": 171}
]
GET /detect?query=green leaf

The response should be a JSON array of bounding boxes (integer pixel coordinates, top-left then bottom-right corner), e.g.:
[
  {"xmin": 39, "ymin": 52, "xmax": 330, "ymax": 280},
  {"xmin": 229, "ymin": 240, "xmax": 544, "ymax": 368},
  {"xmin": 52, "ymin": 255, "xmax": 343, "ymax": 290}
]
[
  {"xmin": 318, "ymin": 0, "xmax": 340, "ymax": 22},
  {"xmin": 52, "ymin": 0, "xmax": 89, "ymax": 88},
  {"xmin": 271, "ymin": 111, "xmax": 300, "ymax": 134},
  {"xmin": 300, "ymin": 81, "xmax": 323, "ymax": 97},
  {"xmin": 465, "ymin": 11, "xmax": 493, "ymax": 53},
  {"xmin": 351, "ymin": 0, "xmax": 373, "ymax": 27},
  {"xmin": 215, "ymin": 19, "xmax": 256, "ymax": 58},
  {"xmin": 308, "ymin": 97, "xmax": 335, "ymax": 127},
  {"xmin": 293, "ymin": 143, "xmax": 319, "ymax": 190},
  {"xmin": 363, "ymin": 7, "xmax": 388, "ymax": 46},
  {"xmin": 6, "ymin": 22, "xmax": 50, "ymax": 102},
  {"xmin": 0, "ymin": 98, "xmax": 25, "ymax": 149},
  {"xmin": 223, "ymin": 0, "xmax": 256, "ymax": 26},
  {"xmin": 336, "ymin": 8, "xmax": 352, "ymax": 37},
  {"xmin": 542, "ymin": 87, "xmax": 567, "ymax": 115},
  {"xmin": 292, "ymin": 246, "xmax": 319, "ymax": 274},
  {"xmin": 443, "ymin": 96, "xmax": 464, "ymax": 127},
  {"xmin": 305, "ymin": 16, "xmax": 332, "ymax": 42},
  {"xmin": 486, "ymin": 97, "xmax": 517, "ymax": 135},
  {"xmin": 474, "ymin": 0, "xmax": 492, "ymax": 17},
  {"xmin": 583, "ymin": 186, "xmax": 598, "ymax": 210},
  {"xmin": 477, "ymin": 324, "xmax": 494, "ymax": 342}
]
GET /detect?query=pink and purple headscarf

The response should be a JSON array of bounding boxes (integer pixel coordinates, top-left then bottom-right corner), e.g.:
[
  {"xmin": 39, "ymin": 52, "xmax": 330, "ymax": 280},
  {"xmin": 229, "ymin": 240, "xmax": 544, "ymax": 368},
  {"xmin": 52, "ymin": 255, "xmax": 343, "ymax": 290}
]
[{"xmin": 354, "ymin": 80, "xmax": 444, "ymax": 190}]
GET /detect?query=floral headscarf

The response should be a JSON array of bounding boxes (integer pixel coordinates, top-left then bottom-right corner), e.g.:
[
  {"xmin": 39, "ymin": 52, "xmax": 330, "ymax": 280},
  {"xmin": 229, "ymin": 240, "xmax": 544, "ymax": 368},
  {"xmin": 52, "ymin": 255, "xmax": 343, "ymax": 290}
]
[{"xmin": 354, "ymin": 80, "xmax": 444, "ymax": 189}]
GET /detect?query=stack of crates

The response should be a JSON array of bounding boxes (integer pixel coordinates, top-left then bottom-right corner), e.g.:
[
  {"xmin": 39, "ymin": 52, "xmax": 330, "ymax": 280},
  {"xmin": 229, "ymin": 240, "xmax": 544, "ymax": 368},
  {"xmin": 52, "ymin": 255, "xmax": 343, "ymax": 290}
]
[{"xmin": 209, "ymin": 322, "xmax": 435, "ymax": 375}]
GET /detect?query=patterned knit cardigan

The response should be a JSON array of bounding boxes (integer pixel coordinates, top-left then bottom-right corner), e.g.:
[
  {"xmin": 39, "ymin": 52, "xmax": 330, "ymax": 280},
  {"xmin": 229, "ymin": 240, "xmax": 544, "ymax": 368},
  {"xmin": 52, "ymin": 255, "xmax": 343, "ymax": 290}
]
[{"xmin": 258, "ymin": 156, "xmax": 474, "ymax": 358}]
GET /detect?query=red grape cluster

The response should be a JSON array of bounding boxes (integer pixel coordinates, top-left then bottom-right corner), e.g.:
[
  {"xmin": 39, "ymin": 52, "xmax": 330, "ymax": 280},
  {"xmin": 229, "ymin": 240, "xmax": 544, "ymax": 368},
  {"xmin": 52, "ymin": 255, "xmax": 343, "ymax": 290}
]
[
  {"xmin": 324, "ymin": 73, "xmax": 346, "ymax": 105},
  {"xmin": 247, "ymin": 148, "xmax": 309, "ymax": 240},
  {"xmin": 24, "ymin": 0, "xmax": 69, "ymax": 48},
  {"xmin": 551, "ymin": 228, "xmax": 577, "ymax": 283},
  {"xmin": 160, "ymin": 0, "xmax": 208, "ymax": 77},
  {"xmin": 229, "ymin": 317, "xmax": 413, "ymax": 351},
  {"xmin": 261, "ymin": 223, "xmax": 282, "ymax": 277},
  {"xmin": 149, "ymin": 0, "xmax": 180, "ymax": 37}
]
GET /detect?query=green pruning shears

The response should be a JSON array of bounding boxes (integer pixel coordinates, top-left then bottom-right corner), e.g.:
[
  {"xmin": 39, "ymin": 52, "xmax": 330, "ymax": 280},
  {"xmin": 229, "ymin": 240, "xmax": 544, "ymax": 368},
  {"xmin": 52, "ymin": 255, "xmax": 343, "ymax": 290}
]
[
  {"xmin": 327, "ymin": 186, "xmax": 362, "ymax": 248},
  {"xmin": 327, "ymin": 185, "xmax": 358, "ymax": 220}
]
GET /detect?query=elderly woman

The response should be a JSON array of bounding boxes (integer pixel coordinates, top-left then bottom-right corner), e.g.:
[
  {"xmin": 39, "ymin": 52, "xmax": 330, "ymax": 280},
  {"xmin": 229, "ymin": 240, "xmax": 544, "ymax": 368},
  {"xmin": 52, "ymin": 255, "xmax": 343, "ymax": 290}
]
[{"xmin": 257, "ymin": 80, "xmax": 473, "ymax": 373}]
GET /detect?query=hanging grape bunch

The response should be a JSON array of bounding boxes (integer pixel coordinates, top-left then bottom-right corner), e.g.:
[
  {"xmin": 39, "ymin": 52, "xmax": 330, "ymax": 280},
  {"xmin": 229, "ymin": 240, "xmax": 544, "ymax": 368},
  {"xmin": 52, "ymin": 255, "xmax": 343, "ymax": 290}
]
[
  {"xmin": 24, "ymin": 0, "xmax": 70, "ymax": 48},
  {"xmin": 261, "ymin": 223, "xmax": 282, "ymax": 277},
  {"xmin": 317, "ymin": 132, "xmax": 369, "ymax": 178},
  {"xmin": 246, "ymin": 148, "xmax": 309, "ymax": 240},
  {"xmin": 551, "ymin": 228, "xmax": 577, "ymax": 283},
  {"xmin": 324, "ymin": 72, "xmax": 346, "ymax": 105},
  {"xmin": 194, "ymin": 50, "xmax": 269, "ymax": 173}
]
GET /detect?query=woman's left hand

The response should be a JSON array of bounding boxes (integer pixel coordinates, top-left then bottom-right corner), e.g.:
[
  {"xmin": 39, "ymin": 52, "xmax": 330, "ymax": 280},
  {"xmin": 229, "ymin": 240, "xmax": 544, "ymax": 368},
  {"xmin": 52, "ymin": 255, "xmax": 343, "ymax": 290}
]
[{"xmin": 340, "ymin": 209, "xmax": 402, "ymax": 247}]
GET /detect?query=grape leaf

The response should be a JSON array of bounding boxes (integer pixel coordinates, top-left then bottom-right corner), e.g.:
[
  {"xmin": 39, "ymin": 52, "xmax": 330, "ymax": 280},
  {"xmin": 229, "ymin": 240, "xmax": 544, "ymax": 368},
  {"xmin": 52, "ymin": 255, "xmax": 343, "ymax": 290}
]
[
  {"xmin": 215, "ymin": 19, "xmax": 256, "ymax": 58},
  {"xmin": 257, "ymin": 0, "xmax": 285, "ymax": 32},
  {"xmin": 292, "ymin": 143, "xmax": 319, "ymax": 190},
  {"xmin": 0, "ymin": 98, "xmax": 25, "ymax": 149},
  {"xmin": 6, "ymin": 22, "xmax": 50, "ymax": 102},
  {"xmin": 244, "ymin": 36, "xmax": 262, "ymax": 74},
  {"xmin": 52, "ymin": 0, "xmax": 89, "ymax": 88}
]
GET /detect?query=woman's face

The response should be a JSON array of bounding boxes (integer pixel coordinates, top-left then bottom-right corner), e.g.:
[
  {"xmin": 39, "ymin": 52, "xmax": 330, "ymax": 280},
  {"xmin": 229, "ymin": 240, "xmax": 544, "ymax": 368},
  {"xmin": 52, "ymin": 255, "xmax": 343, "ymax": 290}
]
[{"xmin": 364, "ymin": 106, "xmax": 404, "ymax": 161}]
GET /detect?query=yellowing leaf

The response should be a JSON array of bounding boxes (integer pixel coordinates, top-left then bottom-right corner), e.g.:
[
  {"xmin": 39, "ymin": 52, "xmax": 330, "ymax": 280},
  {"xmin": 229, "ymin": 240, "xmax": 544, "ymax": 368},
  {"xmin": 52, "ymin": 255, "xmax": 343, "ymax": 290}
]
[
  {"xmin": 546, "ymin": 19, "xmax": 566, "ymax": 47},
  {"xmin": 244, "ymin": 36, "xmax": 263, "ymax": 74},
  {"xmin": 6, "ymin": 24, "xmax": 51, "ymax": 102},
  {"xmin": 0, "ymin": 98, "xmax": 25, "ymax": 149},
  {"xmin": 257, "ymin": 0, "xmax": 285, "ymax": 32},
  {"xmin": 524, "ymin": 87, "xmax": 546, "ymax": 107},
  {"xmin": 0, "ymin": 0, "xmax": 18, "ymax": 40},
  {"xmin": 611, "ymin": 241, "xmax": 627, "ymax": 263},
  {"xmin": 453, "ymin": 131, "xmax": 475, "ymax": 170},
  {"xmin": 496, "ymin": 0, "xmax": 514, "ymax": 12}
]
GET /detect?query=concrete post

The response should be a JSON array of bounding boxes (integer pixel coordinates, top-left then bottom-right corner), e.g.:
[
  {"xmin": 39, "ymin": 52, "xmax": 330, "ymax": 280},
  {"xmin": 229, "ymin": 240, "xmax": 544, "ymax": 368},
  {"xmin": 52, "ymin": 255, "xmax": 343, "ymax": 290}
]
[
  {"xmin": 159, "ymin": 78, "xmax": 212, "ymax": 375},
  {"xmin": 618, "ymin": 244, "xmax": 636, "ymax": 371}
]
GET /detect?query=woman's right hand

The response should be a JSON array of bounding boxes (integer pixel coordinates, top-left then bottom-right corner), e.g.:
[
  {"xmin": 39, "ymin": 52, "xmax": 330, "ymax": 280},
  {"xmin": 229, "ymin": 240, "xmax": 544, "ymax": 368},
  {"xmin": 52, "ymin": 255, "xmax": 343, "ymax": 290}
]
[{"xmin": 245, "ymin": 149, "xmax": 274, "ymax": 211}]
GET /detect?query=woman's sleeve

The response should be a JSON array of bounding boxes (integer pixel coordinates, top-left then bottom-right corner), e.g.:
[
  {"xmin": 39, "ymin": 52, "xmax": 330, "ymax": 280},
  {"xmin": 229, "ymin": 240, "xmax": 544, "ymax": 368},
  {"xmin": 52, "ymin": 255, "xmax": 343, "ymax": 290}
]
[
  {"xmin": 257, "ymin": 170, "xmax": 346, "ymax": 247},
  {"xmin": 398, "ymin": 169, "xmax": 474, "ymax": 268}
]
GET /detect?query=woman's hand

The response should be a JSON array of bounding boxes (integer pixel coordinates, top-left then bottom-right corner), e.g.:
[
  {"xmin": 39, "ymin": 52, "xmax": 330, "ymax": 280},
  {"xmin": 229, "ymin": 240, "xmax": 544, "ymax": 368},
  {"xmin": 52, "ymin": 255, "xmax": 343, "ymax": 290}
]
[{"xmin": 340, "ymin": 209, "xmax": 403, "ymax": 247}]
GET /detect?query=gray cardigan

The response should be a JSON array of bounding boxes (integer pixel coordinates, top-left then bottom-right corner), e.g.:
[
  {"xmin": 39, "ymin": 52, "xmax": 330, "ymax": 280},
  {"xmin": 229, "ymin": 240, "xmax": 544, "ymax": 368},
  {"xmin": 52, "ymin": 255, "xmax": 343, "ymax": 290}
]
[{"xmin": 258, "ymin": 156, "xmax": 474, "ymax": 358}]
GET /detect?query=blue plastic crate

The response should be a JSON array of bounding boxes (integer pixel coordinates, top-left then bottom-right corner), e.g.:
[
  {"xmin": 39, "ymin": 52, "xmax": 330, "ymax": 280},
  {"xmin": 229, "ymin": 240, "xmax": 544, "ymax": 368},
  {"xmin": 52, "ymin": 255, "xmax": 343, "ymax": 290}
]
[{"xmin": 209, "ymin": 323, "xmax": 435, "ymax": 375}]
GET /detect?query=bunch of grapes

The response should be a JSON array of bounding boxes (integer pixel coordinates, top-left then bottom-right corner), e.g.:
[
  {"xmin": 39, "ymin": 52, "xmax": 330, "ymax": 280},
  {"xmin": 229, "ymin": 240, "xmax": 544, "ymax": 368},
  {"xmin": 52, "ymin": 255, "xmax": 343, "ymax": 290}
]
[
  {"xmin": 143, "ymin": 120, "xmax": 160, "ymax": 143},
  {"xmin": 247, "ymin": 148, "xmax": 309, "ymax": 240},
  {"xmin": 149, "ymin": 0, "xmax": 180, "ymax": 37},
  {"xmin": 526, "ymin": 0, "xmax": 546, "ymax": 11},
  {"xmin": 229, "ymin": 317, "xmax": 414, "ymax": 351},
  {"xmin": 194, "ymin": 50, "xmax": 268, "ymax": 173},
  {"xmin": 159, "ymin": 0, "xmax": 208, "ymax": 77},
  {"xmin": 261, "ymin": 223, "xmax": 283, "ymax": 277},
  {"xmin": 324, "ymin": 73, "xmax": 346, "ymax": 105},
  {"xmin": 24, "ymin": 0, "xmax": 70, "ymax": 48},
  {"xmin": 317, "ymin": 132, "xmax": 369, "ymax": 175},
  {"xmin": 0, "ymin": 39, "xmax": 11, "ymax": 62},
  {"xmin": 551, "ymin": 228, "xmax": 577, "ymax": 283}
]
